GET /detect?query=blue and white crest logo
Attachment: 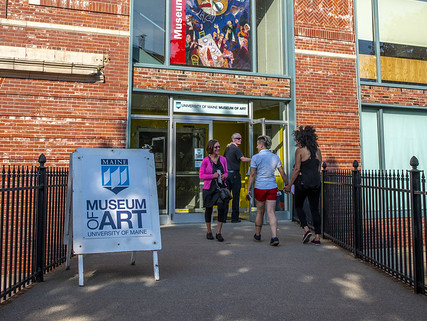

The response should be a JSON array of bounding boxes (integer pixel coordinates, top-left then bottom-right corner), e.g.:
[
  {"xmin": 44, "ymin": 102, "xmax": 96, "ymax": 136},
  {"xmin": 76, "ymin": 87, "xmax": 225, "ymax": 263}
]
[
  {"xmin": 101, "ymin": 159, "xmax": 130, "ymax": 194},
  {"xmin": 176, "ymin": 102, "xmax": 181, "ymax": 109}
]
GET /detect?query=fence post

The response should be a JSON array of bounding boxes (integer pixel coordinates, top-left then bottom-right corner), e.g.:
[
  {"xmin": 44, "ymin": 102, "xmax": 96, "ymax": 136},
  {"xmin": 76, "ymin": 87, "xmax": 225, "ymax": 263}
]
[
  {"xmin": 35, "ymin": 154, "xmax": 47, "ymax": 282},
  {"xmin": 321, "ymin": 162, "xmax": 327, "ymax": 238},
  {"xmin": 353, "ymin": 160, "xmax": 362, "ymax": 258},
  {"xmin": 409, "ymin": 156, "xmax": 424, "ymax": 294}
]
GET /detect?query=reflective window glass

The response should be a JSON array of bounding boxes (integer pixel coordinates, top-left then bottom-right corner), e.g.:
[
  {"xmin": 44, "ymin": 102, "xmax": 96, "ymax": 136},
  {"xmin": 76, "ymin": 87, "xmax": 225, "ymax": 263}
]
[
  {"xmin": 361, "ymin": 110, "xmax": 379, "ymax": 170},
  {"xmin": 356, "ymin": 0, "xmax": 376, "ymax": 82},
  {"xmin": 256, "ymin": 0, "xmax": 284, "ymax": 74},
  {"xmin": 253, "ymin": 100, "xmax": 286, "ymax": 120},
  {"xmin": 130, "ymin": 119, "xmax": 169, "ymax": 213},
  {"xmin": 131, "ymin": 93, "xmax": 169, "ymax": 115},
  {"xmin": 133, "ymin": 0, "xmax": 166, "ymax": 64},
  {"xmin": 378, "ymin": 0, "xmax": 427, "ymax": 85}
]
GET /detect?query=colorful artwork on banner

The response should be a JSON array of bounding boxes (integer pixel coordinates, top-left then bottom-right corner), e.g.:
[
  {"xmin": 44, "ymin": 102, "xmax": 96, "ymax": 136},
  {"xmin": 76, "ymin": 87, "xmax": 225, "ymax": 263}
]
[{"xmin": 170, "ymin": 0, "xmax": 251, "ymax": 70}]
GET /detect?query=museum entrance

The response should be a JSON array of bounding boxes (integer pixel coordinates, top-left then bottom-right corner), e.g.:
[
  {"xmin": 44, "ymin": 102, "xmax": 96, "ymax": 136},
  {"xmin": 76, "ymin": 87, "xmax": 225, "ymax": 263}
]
[{"xmin": 130, "ymin": 94, "xmax": 291, "ymax": 224}]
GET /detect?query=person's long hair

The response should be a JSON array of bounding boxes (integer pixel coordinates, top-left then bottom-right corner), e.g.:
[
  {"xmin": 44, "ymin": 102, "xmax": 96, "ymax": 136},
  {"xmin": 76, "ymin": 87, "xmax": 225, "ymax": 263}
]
[{"xmin": 293, "ymin": 126, "xmax": 318, "ymax": 155}]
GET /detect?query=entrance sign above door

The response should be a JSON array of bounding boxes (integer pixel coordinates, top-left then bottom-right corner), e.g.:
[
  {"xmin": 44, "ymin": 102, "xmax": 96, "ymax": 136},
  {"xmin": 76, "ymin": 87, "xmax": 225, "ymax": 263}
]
[{"xmin": 174, "ymin": 99, "xmax": 248, "ymax": 115}]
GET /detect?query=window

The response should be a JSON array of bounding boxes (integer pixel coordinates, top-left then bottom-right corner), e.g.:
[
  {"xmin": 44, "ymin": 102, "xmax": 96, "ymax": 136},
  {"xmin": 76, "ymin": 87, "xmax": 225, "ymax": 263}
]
[
  {"xmin": 357, "ymin": 0, "xmax": 427, "ymax": 85},
  {"xmin": 134, "ymin": 0, "xmax": 286, "ymax": 75},
  {"xmin": 133, "ymin": 0, "xmax": 166, "ymax": 64},
  {"xmin": 378, "ymin": 0, "xmax": 427, "ymax": 85},
  {"xmin": 361, "ymin": 109, "xmax": 427, "ymax": 170},
  {"xmin": 356, "ymin": 0, "xmax": 376, "ymax": 82},
  {"xmin": 131, "ymin": 93, "xmax": 169, "ymax": 115},
  {"xmin": 256, "ymin": 0, "xmax": 284, "ymax": 74}
]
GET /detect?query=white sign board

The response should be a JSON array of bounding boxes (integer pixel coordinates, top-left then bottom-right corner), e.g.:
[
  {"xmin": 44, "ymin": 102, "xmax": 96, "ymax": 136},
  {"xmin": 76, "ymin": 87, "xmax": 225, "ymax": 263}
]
[
  {"xmin": 174, "ymin": 99, "xmax": 248, "ymax": 116},
  {"xmin": 71, "ymin": 148, "xmax": 162, "ymax": 255}
]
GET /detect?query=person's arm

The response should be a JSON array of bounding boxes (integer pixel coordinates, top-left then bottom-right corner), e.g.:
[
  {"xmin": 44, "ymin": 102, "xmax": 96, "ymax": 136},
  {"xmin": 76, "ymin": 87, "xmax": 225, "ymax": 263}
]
[
  {"xmin": 277, "ymin": 166, "xmax": 289, "ymax": 187},
  {"xmin": 220, "ymin": 156, "xmax": 228, "ymax": 180},
  {"xmin": 240, "ymin": 156, "xmax": 251, "ymax": 162},
  {"xmin": 284, "ymin": 148, "xmax": 302, "ymax": 193},
  {"xmin": 247, "ymin": 167, "xmax": 257, "ymax": 197},
  {"xmin": 316, "ymin": 149, "xmax": 322, "ymax": 172}
]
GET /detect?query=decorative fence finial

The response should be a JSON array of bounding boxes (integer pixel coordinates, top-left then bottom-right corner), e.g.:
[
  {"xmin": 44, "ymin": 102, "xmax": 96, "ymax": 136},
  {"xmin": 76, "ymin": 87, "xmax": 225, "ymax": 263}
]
[
  {"xmin": 38, "ymin": 154, "xmax": 46, "ymax": 167},
  {"xmin": 353, "ymin": 160, "xmax": 359, "ymax": 170},
  {"xmin": 410, "ymin": 156, "xmax": 419, "ymax": 169}
]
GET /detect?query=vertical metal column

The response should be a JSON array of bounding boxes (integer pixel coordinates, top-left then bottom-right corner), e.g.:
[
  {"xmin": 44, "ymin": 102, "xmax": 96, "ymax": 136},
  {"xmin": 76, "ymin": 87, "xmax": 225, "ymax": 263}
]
[
  {"xmin": 321, "ymin": 162, "xmax": 327, "ymax": 238},
  {"xmin": 35, "ymin": 154, "xmax": 47, "ymax": 282},
  {"xmin": 353, "ymin": 161, "xmax": 363, "ymax": 258},
  {"xmin": 409, "ymin": 156, "xmax": 424, "ymax": 294}
]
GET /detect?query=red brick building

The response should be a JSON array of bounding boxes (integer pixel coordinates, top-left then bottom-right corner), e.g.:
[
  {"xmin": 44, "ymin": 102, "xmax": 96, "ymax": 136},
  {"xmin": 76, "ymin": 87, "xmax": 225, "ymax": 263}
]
[{"xmin": 1, "ymin": 0, "xmax": 425, "ymax": 223}]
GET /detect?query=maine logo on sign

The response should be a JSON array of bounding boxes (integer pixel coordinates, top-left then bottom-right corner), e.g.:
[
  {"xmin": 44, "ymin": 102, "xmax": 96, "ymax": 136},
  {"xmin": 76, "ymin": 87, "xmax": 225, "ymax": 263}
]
[{"xmin": 101, "ymin": 159, "xmax": 129, "ymax": 194}]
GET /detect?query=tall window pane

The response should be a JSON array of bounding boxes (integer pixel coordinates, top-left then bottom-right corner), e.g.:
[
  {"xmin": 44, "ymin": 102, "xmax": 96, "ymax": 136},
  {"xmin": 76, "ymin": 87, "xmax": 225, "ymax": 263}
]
[
  {"xmin": 133, "ymin": 0, "xmax": 166, "ymax": 64},
  {"xmin": 383, "ymin": 110, "xmax": 427, "ymax": 170},
  {"xmin": 257, "ymin": 0, "xmax": 283, "ymax": 74},
  {"xmin": 378, "ymin": 0, "xmax": 427, "ymax": 85},
  {"xmin": 356, "ymin": 0, "xmax": 376, "ymax": 81},
  {"xmin": 361, "ymin": 110, "xmax": 380, "ymax": 170}
]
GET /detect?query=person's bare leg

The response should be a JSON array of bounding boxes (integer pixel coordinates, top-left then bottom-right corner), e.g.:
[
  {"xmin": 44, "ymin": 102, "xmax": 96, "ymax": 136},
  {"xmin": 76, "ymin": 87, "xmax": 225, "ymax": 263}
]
[
  {"xmin": 216, "ymin": 221, "xmax": 223, "ymax": 235},
  {"xmin": 255, "ymin": 199, "xmax": 265, "ymax": 236},
  {"xmin": 265, "ymin": 200, "xmax": 277, "ymax": 238}
]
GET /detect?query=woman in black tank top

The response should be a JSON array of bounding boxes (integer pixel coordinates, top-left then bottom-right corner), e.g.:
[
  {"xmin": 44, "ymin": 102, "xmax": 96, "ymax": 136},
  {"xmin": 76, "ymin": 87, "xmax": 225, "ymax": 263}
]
[{"xmin": 284, "ymin": 126, "xmax": 323, "ymax": 245}]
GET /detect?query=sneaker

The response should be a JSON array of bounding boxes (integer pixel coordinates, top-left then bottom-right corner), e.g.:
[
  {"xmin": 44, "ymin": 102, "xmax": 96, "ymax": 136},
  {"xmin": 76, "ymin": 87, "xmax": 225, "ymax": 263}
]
[
  {"xmin": 216, "ymin": 233, "xmax": 224, "ymax": 242},
  {"xmin": 311, "ymin": 239, "xmax": 321, "ymax": 246},
  {"xmin": 270, "ymin": 237, "xmax": 280, "ymax": 246},
  {"xmin": 253, "ymin": 233, "xmax": 261, "ymax": 242},
  {"xmin": 206, "ymin": 232, "xmax": 214, "ymax": 240},
  {"xmin": 302, "ymin": 230, "xmax": 312, "ymax": 243}
]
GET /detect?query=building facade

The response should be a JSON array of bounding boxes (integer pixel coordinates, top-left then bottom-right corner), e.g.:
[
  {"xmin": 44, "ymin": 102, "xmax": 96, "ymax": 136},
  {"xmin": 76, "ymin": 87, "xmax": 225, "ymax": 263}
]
[{"xmin": 0, "ymin": 0, "xmax": 425, "ymax": 224}]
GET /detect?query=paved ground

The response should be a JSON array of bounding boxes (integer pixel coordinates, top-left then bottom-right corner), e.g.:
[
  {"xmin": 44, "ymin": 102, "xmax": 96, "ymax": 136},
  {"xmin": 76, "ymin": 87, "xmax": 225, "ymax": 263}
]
[{"xmin": 1, "ymin": 221, "xmax": 426, "ymax": 321}]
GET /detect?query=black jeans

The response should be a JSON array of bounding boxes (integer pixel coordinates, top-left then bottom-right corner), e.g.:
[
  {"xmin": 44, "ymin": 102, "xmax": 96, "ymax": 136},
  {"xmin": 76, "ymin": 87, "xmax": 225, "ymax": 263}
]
[
  {"xmin": 294, "ymin": 186, "xmax": 321, "ymax": 235},
  {"xmin": 226, "ymin": 172, "xmax": 241, "ymax": 221}
]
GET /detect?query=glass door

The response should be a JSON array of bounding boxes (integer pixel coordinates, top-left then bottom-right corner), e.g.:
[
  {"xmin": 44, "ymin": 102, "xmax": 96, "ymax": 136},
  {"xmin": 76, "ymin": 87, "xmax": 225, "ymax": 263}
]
[{"xmin": 172, "ymin": 120, "xmax": 212, "ymax": 223}]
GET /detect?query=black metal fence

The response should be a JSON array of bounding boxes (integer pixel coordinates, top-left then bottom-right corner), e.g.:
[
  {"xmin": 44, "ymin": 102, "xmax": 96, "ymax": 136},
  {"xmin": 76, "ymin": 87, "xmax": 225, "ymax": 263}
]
[
  {"xmin": 321, "ymin": 157, "xmax": 426, "ymax": 294},
  {"xmin": 0, "ymin": 155, "xmax": 68, "ymax": 302}
]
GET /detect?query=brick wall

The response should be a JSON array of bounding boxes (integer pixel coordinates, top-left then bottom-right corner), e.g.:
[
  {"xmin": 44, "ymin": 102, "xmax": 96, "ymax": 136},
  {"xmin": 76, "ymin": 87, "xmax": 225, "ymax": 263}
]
[
  {"xmin": 294, "ymin": 0, "xmax": 360, "ymax": 169},
  {"xmin": 0, "ymin": 1, "xmax": 130, "ymax": 165},
  {"xmin": 361, "ymin": 85, "xmax": 427, "ymax": 107},
  {"xmin": 133, "ymin": 67, "xmax": 291, "ymax": 98}
]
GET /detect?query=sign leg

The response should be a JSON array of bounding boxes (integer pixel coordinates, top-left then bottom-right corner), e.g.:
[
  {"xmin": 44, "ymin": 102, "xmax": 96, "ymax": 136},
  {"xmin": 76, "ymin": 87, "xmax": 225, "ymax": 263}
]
[
  {"xmin": 78, "ymin": 255, "xmax": 84, "ymax": 286},
  {"xmin": 130, "ymin": 251, "xmax": 136, "ymax": 265},
  {"xmin": 65, "ymin": 241, "xmax": 72, "ymax": 270},
  {"xmin": 153, "ymin": 251, "xmax": 159, "ymax": 281}
]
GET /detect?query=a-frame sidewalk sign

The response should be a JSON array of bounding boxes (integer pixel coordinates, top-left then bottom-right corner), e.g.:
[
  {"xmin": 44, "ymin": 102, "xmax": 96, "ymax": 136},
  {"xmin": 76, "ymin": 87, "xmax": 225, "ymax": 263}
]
[{"xmin": 64, "ymin": 148, "xmax": 162, "ymax": 286}]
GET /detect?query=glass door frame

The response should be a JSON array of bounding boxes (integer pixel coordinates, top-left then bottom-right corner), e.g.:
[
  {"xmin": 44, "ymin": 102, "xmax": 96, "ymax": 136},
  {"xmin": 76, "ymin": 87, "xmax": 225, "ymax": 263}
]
[{"xmin": 170, "ymin": 117, "xmax": 213, "ymax": 223}]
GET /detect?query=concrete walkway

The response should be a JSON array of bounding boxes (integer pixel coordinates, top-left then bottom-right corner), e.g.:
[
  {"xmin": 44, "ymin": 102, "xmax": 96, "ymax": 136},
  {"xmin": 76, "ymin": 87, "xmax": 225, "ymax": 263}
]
[{"xmin": 1, "ymin": 221, "xmax": 426, "ymax": 321}]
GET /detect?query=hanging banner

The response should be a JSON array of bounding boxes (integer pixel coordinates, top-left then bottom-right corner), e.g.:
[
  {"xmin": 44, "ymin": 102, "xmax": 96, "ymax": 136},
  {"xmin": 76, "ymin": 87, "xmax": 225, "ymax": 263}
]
[{"xmin": 170, "ymin": 0, "xmax": 251, "ymax": 70}]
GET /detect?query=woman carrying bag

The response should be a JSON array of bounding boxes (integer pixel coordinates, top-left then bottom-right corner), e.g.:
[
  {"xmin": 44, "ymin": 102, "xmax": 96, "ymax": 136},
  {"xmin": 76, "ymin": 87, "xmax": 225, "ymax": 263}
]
[{"xmin": 199, "ymin": 139, "xmax": 229, "ymax": 242}]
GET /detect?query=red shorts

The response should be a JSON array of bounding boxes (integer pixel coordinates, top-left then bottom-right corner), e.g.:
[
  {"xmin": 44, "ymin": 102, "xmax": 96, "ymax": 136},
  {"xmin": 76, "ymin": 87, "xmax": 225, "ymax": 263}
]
[{"xmin": 254, "ymin": 188, "xmax": 278, "ymax": 202}]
